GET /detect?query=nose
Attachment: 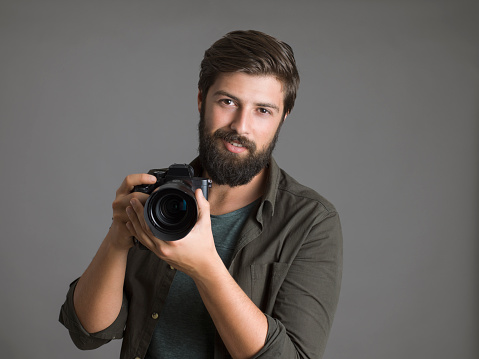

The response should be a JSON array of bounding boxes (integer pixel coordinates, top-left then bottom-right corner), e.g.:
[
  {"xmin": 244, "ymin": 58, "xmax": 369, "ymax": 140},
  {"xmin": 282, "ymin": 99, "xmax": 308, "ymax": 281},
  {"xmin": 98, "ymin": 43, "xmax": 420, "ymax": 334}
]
[{"xmin": 230, "ymin": 108, "xmax": 250, "ymax": 135}]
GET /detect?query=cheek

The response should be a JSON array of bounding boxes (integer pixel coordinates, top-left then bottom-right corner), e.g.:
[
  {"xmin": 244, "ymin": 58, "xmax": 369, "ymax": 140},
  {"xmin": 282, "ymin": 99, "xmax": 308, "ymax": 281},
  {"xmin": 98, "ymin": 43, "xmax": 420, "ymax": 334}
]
[
  {"xmin": 254, "ymin": 130, "xmax": 272, "ymax": 148},
  {"xmin": 207, "ymin": 107, "xmax": 231, "ymax": 130},
  {"xmin": 258, "ymin": 123, "xmax": 281, "ymax": 146}
]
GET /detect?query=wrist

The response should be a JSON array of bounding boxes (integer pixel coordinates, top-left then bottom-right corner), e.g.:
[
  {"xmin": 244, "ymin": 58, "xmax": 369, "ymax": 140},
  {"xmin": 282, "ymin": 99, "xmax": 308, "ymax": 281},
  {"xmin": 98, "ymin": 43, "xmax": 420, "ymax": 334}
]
[
  {"xmin": 191, "ymin": 253, "xmax": 227, "ymax": 285},
  {"xmin": 106, "ymin": 221, "xmax": 135, "ymax": 253}
]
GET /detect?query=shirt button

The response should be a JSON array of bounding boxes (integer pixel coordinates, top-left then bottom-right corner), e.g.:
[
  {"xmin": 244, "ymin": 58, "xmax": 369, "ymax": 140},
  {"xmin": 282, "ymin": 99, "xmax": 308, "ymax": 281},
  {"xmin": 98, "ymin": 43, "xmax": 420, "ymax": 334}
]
[
  {"xmin": 151, "ymin": 312, "xmax": 159, "ymax": 319},
  {"xmin": 135, "ymin": 357, "xmax": 141, "ymax": 359},
  {"xmin": 169, "ymin": 265, "xmax": 174, "ymax": 270}
]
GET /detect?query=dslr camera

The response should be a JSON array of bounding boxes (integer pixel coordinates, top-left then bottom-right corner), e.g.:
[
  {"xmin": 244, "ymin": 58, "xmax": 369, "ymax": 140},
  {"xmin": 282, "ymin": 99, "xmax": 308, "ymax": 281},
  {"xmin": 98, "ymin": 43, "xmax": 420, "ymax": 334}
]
[{"xmin": 132, "ymin": 164, "xmax": 212, "ymax": 242}]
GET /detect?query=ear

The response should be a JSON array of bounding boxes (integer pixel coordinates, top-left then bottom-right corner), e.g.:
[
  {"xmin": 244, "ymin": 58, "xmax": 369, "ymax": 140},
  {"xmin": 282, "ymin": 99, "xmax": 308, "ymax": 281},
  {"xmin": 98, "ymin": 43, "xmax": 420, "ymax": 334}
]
[{"xmin": 197, "ymin": 90, "xmax": 203, "ymax": 113}]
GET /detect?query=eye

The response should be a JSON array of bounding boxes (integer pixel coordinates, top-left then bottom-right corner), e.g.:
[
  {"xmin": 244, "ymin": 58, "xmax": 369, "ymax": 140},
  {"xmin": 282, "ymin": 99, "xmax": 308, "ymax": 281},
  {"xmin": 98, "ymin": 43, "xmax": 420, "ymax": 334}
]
[
  {"xmin": 220, "ymin": 99, "xmax": 235, "ymax": 106},
  {"xmin": 258, "ymin": 107, "xmax": 272, "ymax": 115}
]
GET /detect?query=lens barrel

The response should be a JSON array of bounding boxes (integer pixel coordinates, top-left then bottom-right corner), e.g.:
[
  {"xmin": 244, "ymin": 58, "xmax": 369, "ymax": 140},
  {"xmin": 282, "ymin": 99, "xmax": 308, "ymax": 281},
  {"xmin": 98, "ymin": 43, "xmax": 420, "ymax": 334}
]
[{"xmin": 144, "ymin": 181, "xmax": 198, "ymax": 241}]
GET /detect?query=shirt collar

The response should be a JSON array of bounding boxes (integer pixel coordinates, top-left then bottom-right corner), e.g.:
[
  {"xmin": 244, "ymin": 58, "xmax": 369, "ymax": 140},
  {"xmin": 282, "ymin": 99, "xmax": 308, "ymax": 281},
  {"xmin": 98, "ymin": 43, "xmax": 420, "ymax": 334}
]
[{"xmin": 258, "ymin": 157, "xmax": 280, "ymax": 218}]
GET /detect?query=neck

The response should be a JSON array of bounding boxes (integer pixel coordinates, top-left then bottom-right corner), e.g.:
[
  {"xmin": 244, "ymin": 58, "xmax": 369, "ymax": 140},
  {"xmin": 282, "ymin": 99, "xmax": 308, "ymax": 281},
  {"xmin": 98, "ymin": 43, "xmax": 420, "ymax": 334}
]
[{"xmin": 204, "ymin": 167, "xmax": 268, "ymax": 216}]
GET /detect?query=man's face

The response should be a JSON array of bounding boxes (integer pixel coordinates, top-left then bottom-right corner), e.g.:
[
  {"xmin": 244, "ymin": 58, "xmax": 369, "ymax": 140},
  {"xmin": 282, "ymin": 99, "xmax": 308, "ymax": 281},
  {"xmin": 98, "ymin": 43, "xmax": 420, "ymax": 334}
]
[{"xmin": 197, "ymin": 72, "xmax": 286, "ymax": 187}]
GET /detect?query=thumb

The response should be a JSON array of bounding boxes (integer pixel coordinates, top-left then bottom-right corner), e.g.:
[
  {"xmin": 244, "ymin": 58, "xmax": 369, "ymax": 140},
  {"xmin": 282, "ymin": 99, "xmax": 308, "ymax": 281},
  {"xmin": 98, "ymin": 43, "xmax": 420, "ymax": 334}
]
[{"xmin": 195, "ymin": 188, "xmax": 210, "ymax": 220}]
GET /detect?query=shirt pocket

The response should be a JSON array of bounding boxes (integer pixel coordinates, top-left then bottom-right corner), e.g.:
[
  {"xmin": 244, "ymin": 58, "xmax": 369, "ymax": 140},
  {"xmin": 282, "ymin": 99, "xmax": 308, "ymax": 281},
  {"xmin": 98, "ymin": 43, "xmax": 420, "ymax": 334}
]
[{"xmin": 250, "ymin": 262, "xmax": 290, "ymax": 313}]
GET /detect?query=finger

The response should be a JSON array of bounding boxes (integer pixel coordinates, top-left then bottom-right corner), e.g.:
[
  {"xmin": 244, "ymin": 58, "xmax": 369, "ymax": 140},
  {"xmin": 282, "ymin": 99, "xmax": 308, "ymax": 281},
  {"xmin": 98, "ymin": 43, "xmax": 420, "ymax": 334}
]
[
  {"xmin": 125, "ymin": 221, "xmax": 137, "ymax": 237},
  {"xmin": 129, "ymin": 199, "xmax": 146, "ymax": 228},
  {"xmin": 128, "ymin": 191, "xmax": 152, "ymax": 206},
  {"xmin": 116, "ymin": 173, "xmax": 157, "ymax": 195},
  {"xmin": 128, "ymin": 199, "xmax": 163, "ymax": 250},
  {"xmin": 195, "ymin": 188, "xmax": 210, "ymax": 221},
  {"xmin": 112, "ymin": 192, "xmax": 150, "ymax": 223},
  {"xmin": 126, "ymin": 205, "xmax": 153, "ymax": 248}
]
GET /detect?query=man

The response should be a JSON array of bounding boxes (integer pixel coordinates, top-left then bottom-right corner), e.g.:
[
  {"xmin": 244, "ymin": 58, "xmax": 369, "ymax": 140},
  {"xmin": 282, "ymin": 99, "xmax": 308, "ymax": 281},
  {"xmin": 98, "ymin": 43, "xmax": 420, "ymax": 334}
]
[{"xmin": 60, "ymin": 30, "xmax": 343, "ymax": 359}]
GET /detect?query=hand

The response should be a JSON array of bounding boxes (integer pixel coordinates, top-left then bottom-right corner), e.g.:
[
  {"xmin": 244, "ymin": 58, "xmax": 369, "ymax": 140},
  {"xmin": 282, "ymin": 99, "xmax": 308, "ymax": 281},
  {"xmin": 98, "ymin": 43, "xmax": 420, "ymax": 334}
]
[
  {"xmin": 109, "ymin": 173, "xmax": 158, "ymax": 251},
  {"xmin": 126, "ymin": 188, "xmax": 221, "ymax": 278}
]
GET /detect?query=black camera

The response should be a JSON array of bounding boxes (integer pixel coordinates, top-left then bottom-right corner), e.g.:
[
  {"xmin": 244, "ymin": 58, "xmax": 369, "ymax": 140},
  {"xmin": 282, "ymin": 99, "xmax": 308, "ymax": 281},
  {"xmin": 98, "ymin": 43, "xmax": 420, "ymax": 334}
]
[{"xmin": 132, "ymin": 164, "xmax": 212, "ymax": 242}]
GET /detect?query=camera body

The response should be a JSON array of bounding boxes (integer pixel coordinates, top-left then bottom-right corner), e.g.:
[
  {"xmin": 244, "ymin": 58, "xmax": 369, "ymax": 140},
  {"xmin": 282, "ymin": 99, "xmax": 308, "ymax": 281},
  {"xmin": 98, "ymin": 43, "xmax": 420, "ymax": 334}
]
[{"xmin": 132, "ymin": 164, "xmax": 212, "ymax": 242}]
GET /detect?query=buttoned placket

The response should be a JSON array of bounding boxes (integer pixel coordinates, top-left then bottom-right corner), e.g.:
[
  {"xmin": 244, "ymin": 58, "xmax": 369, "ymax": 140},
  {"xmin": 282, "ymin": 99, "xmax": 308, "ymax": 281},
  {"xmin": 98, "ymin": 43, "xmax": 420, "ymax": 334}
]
[{"xmin": 134, "ymin": 259, "xmax": 177, "ymax": 359}]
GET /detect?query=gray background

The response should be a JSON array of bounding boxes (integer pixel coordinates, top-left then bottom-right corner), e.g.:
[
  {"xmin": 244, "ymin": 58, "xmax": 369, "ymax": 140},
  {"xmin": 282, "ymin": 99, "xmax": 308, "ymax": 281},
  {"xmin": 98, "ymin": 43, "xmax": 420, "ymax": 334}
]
[{"xmin": 1, "ymin": 0, "xmax": 478, "ymax": 358}]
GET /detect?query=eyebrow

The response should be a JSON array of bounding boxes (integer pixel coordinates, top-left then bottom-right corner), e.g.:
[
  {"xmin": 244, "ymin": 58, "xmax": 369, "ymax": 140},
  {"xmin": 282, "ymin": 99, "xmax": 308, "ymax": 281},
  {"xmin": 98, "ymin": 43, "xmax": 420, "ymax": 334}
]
[{"xmin": 213, "ymin": 90, "xmax": 281, "ymax": 113}]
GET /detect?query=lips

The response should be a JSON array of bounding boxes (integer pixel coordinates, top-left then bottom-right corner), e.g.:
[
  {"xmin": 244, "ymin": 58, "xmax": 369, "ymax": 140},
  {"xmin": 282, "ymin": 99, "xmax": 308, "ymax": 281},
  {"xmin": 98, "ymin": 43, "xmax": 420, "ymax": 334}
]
[
  {"xmin": 213, "ymin": 129, "xmax": 256, "ymax": 154},
  {"xmin": 229, "ymin": 140, "xmax": 244, "ymax": 148},
  {"xmin": 223, "ymin": 139, "xmax": 247, "ymax": 153}
]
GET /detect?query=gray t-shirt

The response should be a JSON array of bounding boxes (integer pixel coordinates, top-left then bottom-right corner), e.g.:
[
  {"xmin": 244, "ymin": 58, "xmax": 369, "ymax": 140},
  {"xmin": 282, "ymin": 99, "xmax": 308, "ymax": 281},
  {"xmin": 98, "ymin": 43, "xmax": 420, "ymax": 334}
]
[{"xmin": 145, "ymin": 199, "xmax": 259, "ymax": 359}]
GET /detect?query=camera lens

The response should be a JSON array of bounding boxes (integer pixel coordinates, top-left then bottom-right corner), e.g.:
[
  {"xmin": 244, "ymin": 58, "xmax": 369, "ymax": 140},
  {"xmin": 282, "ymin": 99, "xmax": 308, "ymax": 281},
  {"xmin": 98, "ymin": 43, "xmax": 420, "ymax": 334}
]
[
  {"xmin": 159, "ymin": 195, "xmax": 187, "ymax": 224},
  {"xmin": 144, "ymin": 182, "xmax": 197, "ymax": 241}
]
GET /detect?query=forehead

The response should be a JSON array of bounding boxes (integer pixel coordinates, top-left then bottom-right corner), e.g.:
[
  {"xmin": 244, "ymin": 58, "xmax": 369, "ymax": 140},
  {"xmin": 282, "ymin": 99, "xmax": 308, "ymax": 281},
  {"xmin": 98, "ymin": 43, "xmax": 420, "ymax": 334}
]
[{"xmin": 208, "ymin": 72, "xmax": 285, "ymax": 110}]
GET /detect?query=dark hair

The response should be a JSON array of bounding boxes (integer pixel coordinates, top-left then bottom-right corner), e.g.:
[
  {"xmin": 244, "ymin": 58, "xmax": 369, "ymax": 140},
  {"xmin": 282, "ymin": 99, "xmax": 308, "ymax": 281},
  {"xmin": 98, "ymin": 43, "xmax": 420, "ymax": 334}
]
[{"xmin": 198, "ymin": 30, "xmax": 300, "ymax": 116}]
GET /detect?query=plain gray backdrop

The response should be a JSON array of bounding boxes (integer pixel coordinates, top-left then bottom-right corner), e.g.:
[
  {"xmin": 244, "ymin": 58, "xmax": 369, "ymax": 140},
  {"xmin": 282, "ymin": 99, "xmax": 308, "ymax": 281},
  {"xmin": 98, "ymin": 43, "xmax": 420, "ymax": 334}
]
[{"xmin": 1, "ymin": 1, "xmax": 478, "ymax": 358}]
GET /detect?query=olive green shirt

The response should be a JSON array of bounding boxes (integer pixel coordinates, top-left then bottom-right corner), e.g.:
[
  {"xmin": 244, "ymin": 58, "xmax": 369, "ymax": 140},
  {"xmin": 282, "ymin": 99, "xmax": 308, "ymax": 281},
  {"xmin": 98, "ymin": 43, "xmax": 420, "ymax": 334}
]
[{"xmin": 59, "ymin": 157, "xmax": 343, "ymax": 358}]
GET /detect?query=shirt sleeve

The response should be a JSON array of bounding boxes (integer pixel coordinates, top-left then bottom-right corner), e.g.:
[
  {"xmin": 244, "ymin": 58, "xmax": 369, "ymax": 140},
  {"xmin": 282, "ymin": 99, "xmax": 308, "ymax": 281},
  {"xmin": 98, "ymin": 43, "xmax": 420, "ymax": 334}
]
[
  {"xmin": 253, "ymin": 211, "xmax": 343, "ymax": 358},
  {"xmin": 58, "ymin": 278, "xmax": 129, "ymax": 350}
]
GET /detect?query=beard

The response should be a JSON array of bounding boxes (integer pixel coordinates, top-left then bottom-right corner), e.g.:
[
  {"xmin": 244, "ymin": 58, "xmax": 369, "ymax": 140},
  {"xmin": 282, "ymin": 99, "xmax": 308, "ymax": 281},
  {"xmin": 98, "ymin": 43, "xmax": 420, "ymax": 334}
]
[{"xmin": 198, "ymin": 107, "xmax": 282, "ymax": 187}]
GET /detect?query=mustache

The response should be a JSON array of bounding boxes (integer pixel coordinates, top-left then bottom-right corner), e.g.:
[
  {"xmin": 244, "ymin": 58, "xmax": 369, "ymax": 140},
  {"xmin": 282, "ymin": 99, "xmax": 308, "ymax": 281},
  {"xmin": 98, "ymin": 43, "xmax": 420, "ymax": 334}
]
[{"xmin": 213, "ymin": 129, "xmax": 256, "ymax": 152}]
